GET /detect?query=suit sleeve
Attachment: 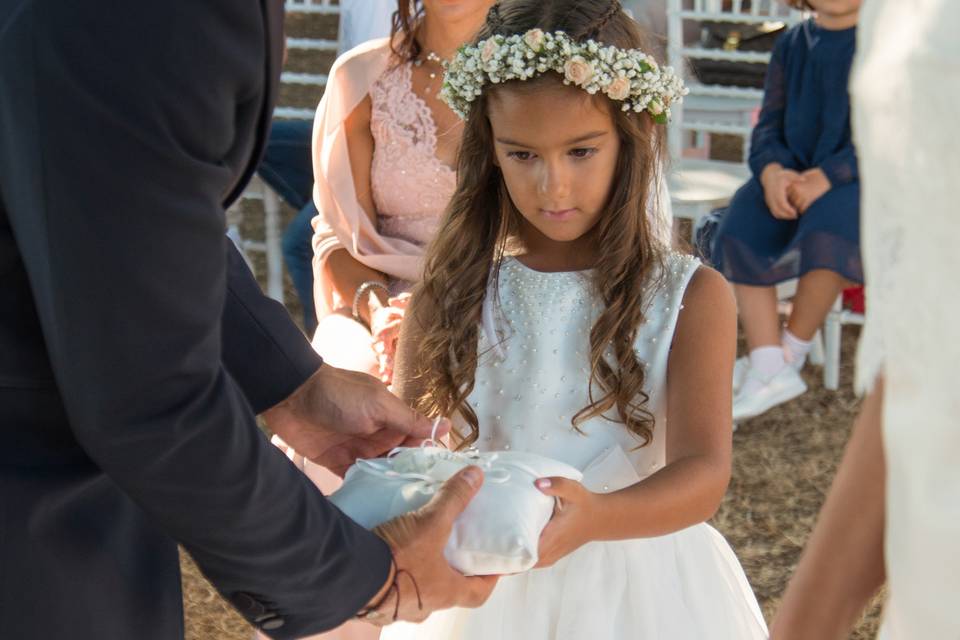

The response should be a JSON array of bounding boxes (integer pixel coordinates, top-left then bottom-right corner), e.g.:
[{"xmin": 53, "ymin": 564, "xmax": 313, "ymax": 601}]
[
  {"xmin": 0, "ymin": 3, "xmax": 389, "ymax": 637},
  {"xmin": 222, "ymin": 242, "xmax": 323, "ymax": 415}
]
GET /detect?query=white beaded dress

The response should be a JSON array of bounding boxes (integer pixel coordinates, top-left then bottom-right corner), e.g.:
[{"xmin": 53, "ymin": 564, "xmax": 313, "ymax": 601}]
[{"xmin": 382, "ymin": 252, "xmax": 767, "ymax": 640}]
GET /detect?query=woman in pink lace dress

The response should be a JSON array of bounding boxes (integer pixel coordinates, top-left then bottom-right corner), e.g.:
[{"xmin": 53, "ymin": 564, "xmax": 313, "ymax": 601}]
[
  {"xmin": 258, "ymin": 3, "xmax": 495, "ymax": 640},
  {"xmin": 310, "ymin": 1, "xmax": 495, "ymax": 387}
]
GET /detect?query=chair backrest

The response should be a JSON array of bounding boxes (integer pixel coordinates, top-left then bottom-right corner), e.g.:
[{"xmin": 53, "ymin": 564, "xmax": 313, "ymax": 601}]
[{"xmin": 666, "ymin": 0, "xmax": 804, "ymax": 163}]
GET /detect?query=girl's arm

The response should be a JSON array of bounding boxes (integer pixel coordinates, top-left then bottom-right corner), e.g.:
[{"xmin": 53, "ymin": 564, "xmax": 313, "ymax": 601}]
[
  {"xmin": 592, "ymin": 266, "xmax": 736, "ymax": 540},
  {"xmin": 770, "ymin": 381, "xmax": 886, "ymax": 640},
  {"xmin": 313, "ymin": 95, "xmax": 390, "ymax": 327},
  {"xmin": 749, "ymin": 33, "xmax": 796, "ymax": 179},
  {"xmin": 818, "ymin": 143, "xmax": 859, "ymax": 186}
]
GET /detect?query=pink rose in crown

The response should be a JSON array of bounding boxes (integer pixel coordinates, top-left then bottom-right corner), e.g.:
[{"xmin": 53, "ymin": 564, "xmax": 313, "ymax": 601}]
[
  {"xmin": 523, "ymin": 29, "xmax": 545, "ymax": 51},
  {"xmin": 605, "ymin": 76, "xmax": 631, "ymax": 101},
  {"xmin": 648, "ymin": 99, "xmax": 664, "ymax": 115},
  {"xmin": 563, "ymin": 56, "xmax": 594, "ymax": 86},
  {"xmin": 481, "ymin": 38, "xmax": 498, "ymax": 63}
]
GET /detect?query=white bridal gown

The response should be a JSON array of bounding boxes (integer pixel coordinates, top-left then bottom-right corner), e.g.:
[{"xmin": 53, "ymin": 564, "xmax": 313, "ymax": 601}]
[
  {"xmin": 383, "ymin": 252, "xmax": 767, "ymax": 640},
  {"xmin": 851, "ymin": 0, "xmax": 960, "ymax": 637}
]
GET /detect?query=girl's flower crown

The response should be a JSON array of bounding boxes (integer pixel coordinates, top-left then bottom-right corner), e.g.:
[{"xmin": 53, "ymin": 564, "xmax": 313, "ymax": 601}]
[{"xmin": 440, "ymin": 29, "xmax": 688, "ymax": 123}]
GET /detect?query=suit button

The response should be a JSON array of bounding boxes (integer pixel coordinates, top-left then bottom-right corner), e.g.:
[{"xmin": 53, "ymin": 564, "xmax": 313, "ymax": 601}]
[
  {"xmin": 232, "ymin": 592, "xmax": 267, "ymax": 617},
  {"xmin": 260, "ymin": 615, "xmax": 285, "ymax": 631}
]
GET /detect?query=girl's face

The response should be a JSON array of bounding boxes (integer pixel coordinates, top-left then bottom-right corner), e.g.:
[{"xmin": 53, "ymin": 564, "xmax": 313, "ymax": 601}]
[{"xmin": 488, "ymin": 81, "xmax": 621, "ymax": 253}]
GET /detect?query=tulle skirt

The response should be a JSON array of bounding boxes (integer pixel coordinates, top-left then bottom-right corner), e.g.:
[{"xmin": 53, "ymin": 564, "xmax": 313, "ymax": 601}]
[{"xmin": 382, "ymin": 523, "xmax": 767, "ymax": 639}]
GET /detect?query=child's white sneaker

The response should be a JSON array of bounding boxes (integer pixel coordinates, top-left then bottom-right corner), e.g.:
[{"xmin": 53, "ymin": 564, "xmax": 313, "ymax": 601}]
[
  {"xmin": 732, "ymin": 365, "xmax": 807, "ymax": 422},
  {"xmin": 733, "ymin": 351, "xmax": 805, "ymax": 394},
  {"xmin": 732, "ymin": 356, "xmax": 749, "ymax": 393}
]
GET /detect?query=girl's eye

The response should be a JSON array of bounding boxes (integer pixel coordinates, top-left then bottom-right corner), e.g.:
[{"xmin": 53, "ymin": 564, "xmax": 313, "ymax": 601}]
[
  {"xmin": 507, "ymin": 150, "xmax": 535, "ymax": 161},
  {"xmin": 570, "ymin": 147, "xmax": 598, "ymax": 159}
]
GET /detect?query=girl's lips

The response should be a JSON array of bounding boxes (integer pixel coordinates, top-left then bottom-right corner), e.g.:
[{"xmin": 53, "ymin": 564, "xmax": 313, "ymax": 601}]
[{"xmin": 541, "ymin": 208, "xmax": 577, "ymax": 221}]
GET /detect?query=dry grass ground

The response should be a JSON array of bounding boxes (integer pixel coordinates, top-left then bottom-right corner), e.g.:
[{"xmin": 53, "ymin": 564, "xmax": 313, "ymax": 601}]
[{"xmin": 182, "ymin": 197, "xmax": 882, "ymax": 638}]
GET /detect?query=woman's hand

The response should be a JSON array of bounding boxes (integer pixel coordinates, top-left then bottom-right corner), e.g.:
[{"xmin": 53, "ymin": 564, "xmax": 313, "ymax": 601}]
[
  {"xmin": 370, "ymin": 293, "xmax": 411, "ymax": 383},
  {"xmin": 760, "ymin": 163, "xmax": 802, "ymax": 220},
  {"xmin": 532, "ymin": 477, "xmax": 603, "ymax": 568},
  {"xmin": 787, "ymin": 167, "xmax": 831, "ymax": 214}
]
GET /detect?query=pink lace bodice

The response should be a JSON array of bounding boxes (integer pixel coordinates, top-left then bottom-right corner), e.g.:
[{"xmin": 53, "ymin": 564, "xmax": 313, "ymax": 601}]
[{"xmin": 369, "ymin": 62, "xmax": 457, "ymax": 247}]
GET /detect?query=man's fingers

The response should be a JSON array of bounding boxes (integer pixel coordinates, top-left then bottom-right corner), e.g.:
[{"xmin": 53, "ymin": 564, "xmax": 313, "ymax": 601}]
[
  {"xmin": 375, "ymin": 389, "xmax": 436, "ymax": 438},
  {"xmin": 421, "ymin": 466, "xmax": 484, "ymax": 527}
]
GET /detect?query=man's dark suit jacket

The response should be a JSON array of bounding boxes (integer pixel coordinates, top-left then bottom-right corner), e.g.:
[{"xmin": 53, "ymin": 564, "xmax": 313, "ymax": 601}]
[{"xmin": 0, "ymin": 1, "xmax": 392, "ymax": 637}]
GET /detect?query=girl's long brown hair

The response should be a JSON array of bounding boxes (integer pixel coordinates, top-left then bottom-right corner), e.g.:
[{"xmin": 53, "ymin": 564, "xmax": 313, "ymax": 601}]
[{"xmin": 411, "ymin": 0, "xmax": 668, "ymax": 449}]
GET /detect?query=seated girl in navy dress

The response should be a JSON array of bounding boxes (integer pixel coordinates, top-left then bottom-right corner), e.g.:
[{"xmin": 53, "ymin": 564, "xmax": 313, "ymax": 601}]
[{"xmin": 712, "ymin": 0, "xmax": 862, "ymax": 421}]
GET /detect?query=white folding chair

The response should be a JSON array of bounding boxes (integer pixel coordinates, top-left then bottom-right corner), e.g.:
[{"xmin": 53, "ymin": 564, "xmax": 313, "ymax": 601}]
[
  {"xmin": 227, "ymin": 175, "xmax": 286, "ymax": 303},
  {"xmin": 822, "ymin": 296, "xmax": 865, "ymax": 391},
  {"xmin": 664, "ymin": 2, "xmax": 869, "ymax": 390},
  {"xmin": 666, "ymin": 0, "xmax": 804, "ymax": 235}
]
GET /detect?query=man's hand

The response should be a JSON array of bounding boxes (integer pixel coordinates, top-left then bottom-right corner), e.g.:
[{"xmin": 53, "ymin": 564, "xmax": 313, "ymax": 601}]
[
  {"xmin": 532, "ymin": 477, "xmax": 602, "ymax": 568},
  {"xmin": 787, "ymin": 167, "xmax": 831, "ymax": 214},
  {"xmin": 760, "ymin": 163, "xmax": 802, "ymax": 220},
  {"xmin": 361, "ymin": 467, "xmax": 500, "ymax": 625},
  {"xmin": 262, "ymin": 365, "xmax": 449, "ymax": 476}
]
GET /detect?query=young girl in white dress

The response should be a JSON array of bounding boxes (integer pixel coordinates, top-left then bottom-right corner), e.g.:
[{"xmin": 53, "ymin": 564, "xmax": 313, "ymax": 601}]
[{"xmin": 385, "ymin": 1, "xmax": 768, "ymax": 638}]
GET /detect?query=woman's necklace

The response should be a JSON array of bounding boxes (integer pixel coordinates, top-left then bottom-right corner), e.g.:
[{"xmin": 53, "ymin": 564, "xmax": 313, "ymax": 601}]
[{"xmin": 413, "ymin": 51, "xmax": 444, "ymax": 94}]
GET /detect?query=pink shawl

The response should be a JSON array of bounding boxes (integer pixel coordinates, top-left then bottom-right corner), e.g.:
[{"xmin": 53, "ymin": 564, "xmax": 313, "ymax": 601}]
[{"xmin": 310, "ymin": 38, "xmax": 425, "ymax": 317}]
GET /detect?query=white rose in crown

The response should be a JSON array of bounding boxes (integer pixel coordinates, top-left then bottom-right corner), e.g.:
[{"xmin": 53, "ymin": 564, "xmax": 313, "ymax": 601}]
[
  {"xmin": 605, "ymin": 75, "xmax": 632, "ymax": 101},
  {"xmin": 523, "ymin": 28, "xmax": 546, "ymax": 52},
  {"xmin": 441, "ymin": 30, "xmax": 687, "ymax": 122},
  {"xmin": 563, "ymin": 55, "xmax": 595, "ymax": 86}
]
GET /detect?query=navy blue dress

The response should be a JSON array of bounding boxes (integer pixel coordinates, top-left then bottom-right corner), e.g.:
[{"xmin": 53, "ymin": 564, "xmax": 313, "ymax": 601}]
[{"xmin": 712, "ymin": 20, "xmax": 863, "ymax": 286}]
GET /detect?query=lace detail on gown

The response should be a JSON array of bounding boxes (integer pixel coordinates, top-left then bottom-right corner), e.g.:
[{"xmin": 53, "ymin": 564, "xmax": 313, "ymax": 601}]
[
  {"xmin": 848, "ymin": 5, "xmax": 960, "ymax": 638},
  {"xmin": 369, "ymin": 62, "xmax": 457, "ymax": 248}
]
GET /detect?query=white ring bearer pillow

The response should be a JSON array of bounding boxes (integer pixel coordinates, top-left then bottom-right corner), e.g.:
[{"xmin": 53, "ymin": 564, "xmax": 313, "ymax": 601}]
[{"xmin": 328, "ymin": 438, "xmax": 583, "ymax": 576}]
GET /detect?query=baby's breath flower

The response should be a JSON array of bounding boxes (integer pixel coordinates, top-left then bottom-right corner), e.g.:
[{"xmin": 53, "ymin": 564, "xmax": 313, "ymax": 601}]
[{"xmin": 441, "ymin": 30, "xmax": 687, "ymax": 120}]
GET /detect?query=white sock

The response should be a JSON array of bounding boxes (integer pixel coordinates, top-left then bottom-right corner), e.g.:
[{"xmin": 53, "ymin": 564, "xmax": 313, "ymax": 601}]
[
  {"xmin": 782, "ymin": 328, "xmax": 813, "ymax": 370},
  {"xmin": 748, "ymin": 346, "xmax": 786, "ymax": 380}
]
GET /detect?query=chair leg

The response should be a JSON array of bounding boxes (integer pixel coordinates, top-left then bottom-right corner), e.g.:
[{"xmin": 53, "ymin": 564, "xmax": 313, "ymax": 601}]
[
  {"xmin": 262, "ymin": 185, "xmax": 285, "ymax": 304},
  {"xmin": 808, "ymin": 330, "xmax": 825, "ymax": 366},
  {"xmin": 823, "ymin": 296, "xmax": 843, "ymax": 391}
]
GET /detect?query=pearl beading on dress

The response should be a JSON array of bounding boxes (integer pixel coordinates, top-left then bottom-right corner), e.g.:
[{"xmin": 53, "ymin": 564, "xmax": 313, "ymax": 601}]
[{"xmin": 462, "ymin": 253, "xmax": 700, "ymax": 485}]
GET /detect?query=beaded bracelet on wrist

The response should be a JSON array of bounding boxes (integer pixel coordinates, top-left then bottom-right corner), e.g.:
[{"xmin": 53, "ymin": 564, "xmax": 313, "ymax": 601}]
[{"xmin": 352, "ymin": 280, "xmax": 390, "ymax": 327}]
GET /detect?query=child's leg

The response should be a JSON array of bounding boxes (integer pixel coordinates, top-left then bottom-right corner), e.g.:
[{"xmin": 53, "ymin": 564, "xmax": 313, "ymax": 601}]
[
  {"xmin": 786, "ymin": 268, "xmax": 854, "ymax": 340},
  {"xmin": 734, "ymin": 283, "xmax": 780, "ymax": 350},
  {"xmin": 785, "ymin": 180, "xmax": 863, "ymax": 352}
]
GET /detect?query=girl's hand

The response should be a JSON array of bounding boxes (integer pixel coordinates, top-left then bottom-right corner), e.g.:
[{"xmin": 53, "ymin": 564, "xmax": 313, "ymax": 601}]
[
  {"xmin": 760, "ymin": 163, "xmax": 802, "ymax": 220},
  {"xmin": 370, "ymin": 293, "xmax": 411, "ymax": 383},
  {"xmin": 533, "ymin": 477, "xmax": 602, "ymax": 568},
  {"xmin": 787, "ymin": 168, "xmax": 831, "ymax": 214}
]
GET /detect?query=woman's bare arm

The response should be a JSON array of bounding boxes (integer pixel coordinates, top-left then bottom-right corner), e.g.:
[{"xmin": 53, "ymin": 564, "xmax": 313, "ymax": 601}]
[
  {"xmin": 315, "ymin": 94, "xmax": 389, "ymax": 326},
  {"xmin": 592, "ymin": 266, "xmax": 736, "ymax": 539},
  {"xmin": 771, "ymin": 380, "xmax": 887, "ymax": 640}
]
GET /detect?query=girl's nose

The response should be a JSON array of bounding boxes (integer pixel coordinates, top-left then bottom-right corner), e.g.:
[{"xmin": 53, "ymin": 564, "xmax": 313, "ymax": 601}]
[{"xmin": 538, "ymin": 158, "xmax": 571, "ymax": 200}]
